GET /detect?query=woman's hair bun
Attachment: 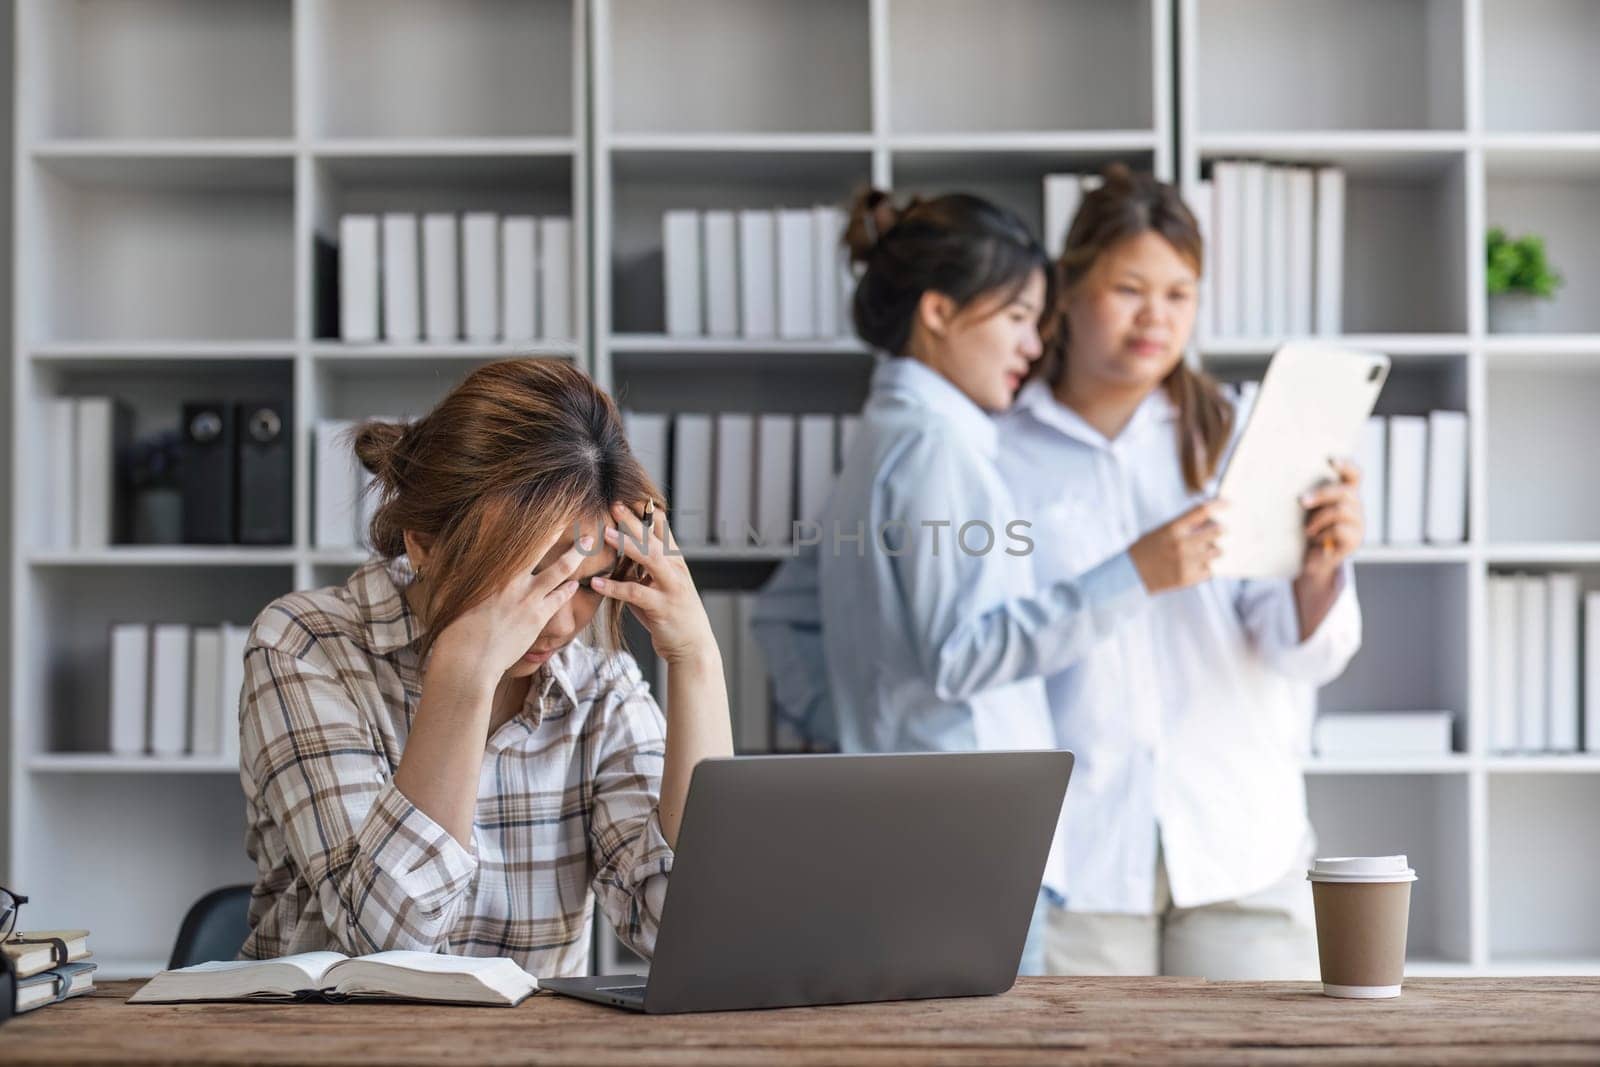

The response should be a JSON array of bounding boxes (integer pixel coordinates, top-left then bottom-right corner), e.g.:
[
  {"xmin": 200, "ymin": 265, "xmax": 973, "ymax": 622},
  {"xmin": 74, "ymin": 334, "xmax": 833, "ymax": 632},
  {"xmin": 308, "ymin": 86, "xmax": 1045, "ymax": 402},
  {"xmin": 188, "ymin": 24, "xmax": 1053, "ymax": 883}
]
[
  {"xmin": 843, "ymin": 186, "xmax": 907, "ymax": 266},
  {"xmin": 352, "ymin": 419, "xmax": 406, "ymax": 482}
]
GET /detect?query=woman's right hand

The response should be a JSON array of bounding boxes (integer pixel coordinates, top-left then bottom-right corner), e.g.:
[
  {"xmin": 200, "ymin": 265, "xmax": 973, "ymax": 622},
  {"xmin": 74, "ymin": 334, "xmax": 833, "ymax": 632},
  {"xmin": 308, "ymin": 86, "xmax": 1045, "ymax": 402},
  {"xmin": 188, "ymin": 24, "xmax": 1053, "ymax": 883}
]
[
  {"xmin": 1127, "ymin": 500, "xmax": 1226, "ymax": 594},
  {"xmin": 430, "ymin": 535, "xmax": 590, "ymax": 677}
]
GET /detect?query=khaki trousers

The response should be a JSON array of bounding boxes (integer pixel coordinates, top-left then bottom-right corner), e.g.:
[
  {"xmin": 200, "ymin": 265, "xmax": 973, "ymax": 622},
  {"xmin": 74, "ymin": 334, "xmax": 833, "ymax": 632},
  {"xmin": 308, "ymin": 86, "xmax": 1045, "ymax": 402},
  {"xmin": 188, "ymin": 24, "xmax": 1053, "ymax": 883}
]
[{"xmin": 1044, "ymin": 842, "xmax": 1319, "ymax": 980}]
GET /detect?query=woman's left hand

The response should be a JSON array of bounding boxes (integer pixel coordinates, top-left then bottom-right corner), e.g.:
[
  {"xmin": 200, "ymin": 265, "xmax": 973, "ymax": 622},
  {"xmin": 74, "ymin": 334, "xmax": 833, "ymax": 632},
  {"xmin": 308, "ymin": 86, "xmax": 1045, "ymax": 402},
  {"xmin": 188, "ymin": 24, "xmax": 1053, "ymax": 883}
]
[
  {"xmin": 592, "ymin": 501, "xmax": 720, "ymax": 668},
  {"xmin": 1299, "ymin": 458, "xmax": 1364, "ymax": 584}
]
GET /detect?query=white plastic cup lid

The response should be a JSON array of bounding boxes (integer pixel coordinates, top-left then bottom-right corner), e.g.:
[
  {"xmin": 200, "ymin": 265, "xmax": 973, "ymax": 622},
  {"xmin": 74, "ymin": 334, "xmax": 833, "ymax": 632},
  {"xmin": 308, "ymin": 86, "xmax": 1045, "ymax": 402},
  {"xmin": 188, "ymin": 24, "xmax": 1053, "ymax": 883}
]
[{"xmin": 1306, "ymin": 855, "xmax": 1417, "ymax": 883}]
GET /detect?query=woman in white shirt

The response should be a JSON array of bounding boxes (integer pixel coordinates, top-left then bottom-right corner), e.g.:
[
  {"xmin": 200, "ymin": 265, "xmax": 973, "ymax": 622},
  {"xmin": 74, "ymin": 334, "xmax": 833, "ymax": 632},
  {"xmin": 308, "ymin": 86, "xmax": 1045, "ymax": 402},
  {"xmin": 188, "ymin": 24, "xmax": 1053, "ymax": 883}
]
[
  {"xmin": 997, "ymin": 164, "xmax": 1365, "ymax": 979},
  {"xmin": 755, "ymin": 188, "xmax": 1223, "ymax": 974}
]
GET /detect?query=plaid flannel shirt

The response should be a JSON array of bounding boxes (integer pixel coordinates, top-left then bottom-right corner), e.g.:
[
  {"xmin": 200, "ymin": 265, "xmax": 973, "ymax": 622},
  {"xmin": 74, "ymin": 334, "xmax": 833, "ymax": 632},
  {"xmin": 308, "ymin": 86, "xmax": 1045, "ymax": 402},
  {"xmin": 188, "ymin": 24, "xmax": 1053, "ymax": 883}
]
[{"xmin": 237, "ymin": 557, "xmax": 674, "ymax": 977}]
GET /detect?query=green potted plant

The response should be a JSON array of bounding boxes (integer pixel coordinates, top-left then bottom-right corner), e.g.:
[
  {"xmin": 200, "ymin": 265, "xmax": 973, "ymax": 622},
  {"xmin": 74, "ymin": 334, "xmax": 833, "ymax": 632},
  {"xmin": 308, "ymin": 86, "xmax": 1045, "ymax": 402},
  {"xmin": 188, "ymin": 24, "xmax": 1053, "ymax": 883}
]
[{"xmin": 1486, "ymin": 227, "xmax": 1562, "ymax": 333}]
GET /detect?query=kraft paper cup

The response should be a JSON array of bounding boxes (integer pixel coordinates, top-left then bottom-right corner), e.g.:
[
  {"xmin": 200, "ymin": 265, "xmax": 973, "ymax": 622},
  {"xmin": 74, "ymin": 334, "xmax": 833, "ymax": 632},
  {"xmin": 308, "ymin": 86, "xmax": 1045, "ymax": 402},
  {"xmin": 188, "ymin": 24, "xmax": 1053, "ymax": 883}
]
[{"xmin": 1306, "ymin": 855, "xmax": 1416, "ymax": 999}]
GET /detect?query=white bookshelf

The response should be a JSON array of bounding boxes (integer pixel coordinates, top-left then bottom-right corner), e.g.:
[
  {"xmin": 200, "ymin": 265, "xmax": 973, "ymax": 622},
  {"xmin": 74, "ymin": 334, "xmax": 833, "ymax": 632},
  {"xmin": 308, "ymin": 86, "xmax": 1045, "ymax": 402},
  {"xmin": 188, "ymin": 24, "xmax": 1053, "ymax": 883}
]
[
  {"xmin": 6, "ymin": 0, "xmax": 590, "ymax": 977},
  {"xmin": 7, "ymin": 0, "xmax": 1597, "ymax": 983},
  {"xmin": 1181, "ymin": 0, "xmax": 1600, "ymax": 976}
]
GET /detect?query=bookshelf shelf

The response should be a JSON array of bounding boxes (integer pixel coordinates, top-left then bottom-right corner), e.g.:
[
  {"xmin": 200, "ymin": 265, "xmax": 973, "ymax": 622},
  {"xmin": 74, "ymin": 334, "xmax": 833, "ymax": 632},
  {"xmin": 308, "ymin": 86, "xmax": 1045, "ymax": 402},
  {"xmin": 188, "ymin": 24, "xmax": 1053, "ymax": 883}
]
[
  {"xmin": 308, "ymin": 138, "xmax": 580, "ymax": 159},
  {"xmin": 28, "ymin": 548, "xmax": 300, "ymax": 568},
  {"xmin": 1304, "ymin": 757, "xmax": 1472, "ymax": 775},
  {"xmin": 32, "ymin": 139, "xmax": 298, "ymax": 160},
  {"xmin": 27, "ymin": 754, "xmax": 240, "ymax": 775},
  {"xmin": 609, "ymin": 335, "xmax": 871, "ymax": 357}
]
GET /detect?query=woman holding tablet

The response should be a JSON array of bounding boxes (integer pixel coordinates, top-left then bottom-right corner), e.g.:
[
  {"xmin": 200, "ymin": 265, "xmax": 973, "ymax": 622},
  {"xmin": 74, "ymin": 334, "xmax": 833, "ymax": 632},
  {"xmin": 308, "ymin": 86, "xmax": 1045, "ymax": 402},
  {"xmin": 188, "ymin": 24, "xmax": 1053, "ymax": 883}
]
[
  {"xmin": 237, "ymin": 358, "xmax": 732, "ymax": 977},
  {"xmin": 1001, "ymin": 165, "xmax": 1364, "ymax": 978}
]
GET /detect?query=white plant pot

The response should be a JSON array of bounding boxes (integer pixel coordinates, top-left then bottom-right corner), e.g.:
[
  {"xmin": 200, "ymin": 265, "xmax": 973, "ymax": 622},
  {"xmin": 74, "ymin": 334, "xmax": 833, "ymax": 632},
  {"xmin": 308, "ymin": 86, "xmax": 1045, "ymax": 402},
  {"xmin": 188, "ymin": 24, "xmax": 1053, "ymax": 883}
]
[{"xmin": 1488, "ymin": 292, "xmax": 1545, "ymax": 334}]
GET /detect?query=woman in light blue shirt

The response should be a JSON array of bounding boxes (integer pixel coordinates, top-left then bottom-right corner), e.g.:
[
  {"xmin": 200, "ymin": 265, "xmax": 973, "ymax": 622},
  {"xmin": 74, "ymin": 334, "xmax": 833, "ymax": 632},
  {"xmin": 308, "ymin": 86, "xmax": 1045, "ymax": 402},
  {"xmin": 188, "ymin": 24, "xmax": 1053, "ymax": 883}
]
[
  {"xmin": 755, "ymin": 189, "xmax": 1223, "ymax": 973},
  {"xmin": 999, "ymin": 165, "xmax": 1365, "ymax": 978}
]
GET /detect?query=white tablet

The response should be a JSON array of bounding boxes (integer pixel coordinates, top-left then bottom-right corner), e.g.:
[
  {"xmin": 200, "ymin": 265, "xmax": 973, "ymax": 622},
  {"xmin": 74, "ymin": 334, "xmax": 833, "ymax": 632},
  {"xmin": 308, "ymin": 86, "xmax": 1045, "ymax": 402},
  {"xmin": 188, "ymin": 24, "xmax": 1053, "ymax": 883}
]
[{"xmin": 1212, "ymin": 342, "xmax": 1390, "ymax": 579}]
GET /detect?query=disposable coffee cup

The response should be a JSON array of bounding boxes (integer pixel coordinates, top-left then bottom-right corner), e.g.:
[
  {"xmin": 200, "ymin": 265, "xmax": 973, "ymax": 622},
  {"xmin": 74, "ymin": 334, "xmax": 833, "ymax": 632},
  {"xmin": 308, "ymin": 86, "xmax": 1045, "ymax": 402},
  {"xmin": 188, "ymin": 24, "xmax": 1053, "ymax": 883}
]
[{"xmin": 1306, "ymin": 856, "xmax": 1416, "ymax": 999}]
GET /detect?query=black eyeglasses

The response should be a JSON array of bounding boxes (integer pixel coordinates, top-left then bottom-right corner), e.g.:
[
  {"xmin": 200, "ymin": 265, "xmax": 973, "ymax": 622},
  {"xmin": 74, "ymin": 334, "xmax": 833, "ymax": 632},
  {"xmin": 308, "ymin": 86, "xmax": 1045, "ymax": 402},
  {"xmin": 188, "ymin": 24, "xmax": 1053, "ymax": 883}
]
[{"xmin": 0, "ymin": 886, "xmax": 25, "ymax": 942}]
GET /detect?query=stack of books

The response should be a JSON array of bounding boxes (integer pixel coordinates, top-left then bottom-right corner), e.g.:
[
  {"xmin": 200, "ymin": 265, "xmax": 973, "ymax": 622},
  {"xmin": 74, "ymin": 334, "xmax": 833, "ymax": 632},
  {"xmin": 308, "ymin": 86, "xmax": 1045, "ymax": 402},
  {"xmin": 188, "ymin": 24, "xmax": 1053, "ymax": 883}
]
[
  {"xmin": 1487, "ymin": 572, "xmax": 1600, "ymax": 755},
  {"xmin": 339, "ymin": 213, "xmax": 574, "ymax": 344},
  {"xmin": 4, "ymin": 930, "xmax": 97, "ymax": 1014},
  {"xmin": 106, "ymin": 622, "xmax": 248, "ymax": 761},
  {"xmin": 38, "ymin": 397, "xmax": 127, "ymax": 549},
  {"xmin": 1356, "ymin": 411, "xmax": 1470, "ymax": 546}
]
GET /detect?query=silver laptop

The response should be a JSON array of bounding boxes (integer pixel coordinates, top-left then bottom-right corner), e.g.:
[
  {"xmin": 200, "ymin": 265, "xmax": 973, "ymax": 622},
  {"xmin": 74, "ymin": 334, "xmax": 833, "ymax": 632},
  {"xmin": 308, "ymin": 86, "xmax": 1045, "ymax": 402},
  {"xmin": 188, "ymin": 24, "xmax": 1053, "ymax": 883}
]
[{"xmin": 541, "ymin": 749, "xmax": 1073, "ymax": 1014}]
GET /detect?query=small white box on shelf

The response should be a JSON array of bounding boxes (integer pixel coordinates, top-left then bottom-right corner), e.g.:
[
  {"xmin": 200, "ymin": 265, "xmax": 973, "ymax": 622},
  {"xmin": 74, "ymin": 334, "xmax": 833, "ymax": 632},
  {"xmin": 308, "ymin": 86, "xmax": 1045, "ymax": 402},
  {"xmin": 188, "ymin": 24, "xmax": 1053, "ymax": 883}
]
[
  {"xmin": 149, "ymin": 624, "xmax": 191, "ymax": 758},
  {"xmin": 189, "ymin": 627, "xmax": 223, "ymax": 758},
  {"xmin": 755, "ymin": 415, "xmax": 796, "ymax": 546},
  {"xmin": 339, "ymin": 215, "xmax": 380, "ymax": 342},
  {"xmin": 1385, "ymin": 415, "xmax": 1426, "ymax": 545},
  {"xmin": 1357, "ymin": 417, "xmax": 1387, "ymax": 545},
  {"xmin": 501, "ymin": 216, "xmax": 539, "ymax": 343},
  {"xmin": 539, "ymin": 216, "xmax": 573, "ymax": 341},
  {"xmin": 315, "ymin": 419, "xmax": 359, "ymax": 550},
  {"xmin": 796, "ymin": 414, "xmax": 837, "ymax": 526},
  {"xmin": 44, "ymin": 398, "xmax": 76, "ymax": 548},
  {"xmin": 622, "ymin": 411, "xmax": 670, "ymax": 500},
  {"xmin": 1547, "ymin": 572, "xmax": 1581, "ymax": 754},
  {"xmin": 381, "ymin": 213, "xmax": 421, "ymax": 343},
  {"xmin": 776, "ymin": 209, "xmax": 815, "ymax": 340},
  {"xmin": 1489, "ymin": 575, "xmax": 1520, "ymax": 754},
  {"xmin": 109, "ymin": 623, "xmax": 150, "ymax": 757},
  {"xmin": 738, "ymin": 210, "xmax": 777, "ymax": 340},
  {"xmin": 462, "ymin": 213, "xmax": 500, "ymax": 343},
  {"xmin": 1424, "ymin": 411, "xmax": 1468, "ymax": 544},
  {"xmin": 703, "ymin": 211, "xmax": 739, "ymax": 338},
  {"xmin": 1313, "ymin": 710, "xmax": 1453, "ymax": 757},
  {"xmin": 422, "ymin": 213, "xmax": 460, "ymax": 343},
  {"xmin": 671, "ymin": 415, "xmax": 713, "ymax": 546},
  {"xmin": 1517, "ymin": 575, "xmax": 1549, "ymax": 752},
  {"xmin": 663, "ymin": 209, "xmax": 702, "ymax": 337},
  {"xmin": 1313, "ymin": 167, "xmax": 1345, "ymax": 337},
  {"xmin": 714, "ymin": 414, "xmax": 755, "ymax": 545}
]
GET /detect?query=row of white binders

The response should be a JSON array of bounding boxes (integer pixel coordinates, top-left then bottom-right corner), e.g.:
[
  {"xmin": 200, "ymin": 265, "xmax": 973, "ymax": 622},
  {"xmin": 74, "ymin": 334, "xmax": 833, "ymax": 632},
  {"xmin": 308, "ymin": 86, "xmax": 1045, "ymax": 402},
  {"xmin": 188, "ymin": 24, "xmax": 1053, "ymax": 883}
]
[
  {"xmin": 339, "ymin": 213, "xmax": 574, "ymax": 344},
  {"xmin": 38, "ymin": 397, "xmax": 122, "ymax": 549},
  {"xmin": 1189, "ymin": 163, "xmax": 1347, "ymax": 341},
  {"xmin": 623, "ymin": 410, "xmax": 860, "ymax": 547},
  {"xmin": 662, "ymin": 206, "xmax": 853, "ymax": 340},
  {"xmin": 1488, "ymin": 573, "xmax": 1600, "ymax": 754},
  {"xmin": 659, "ymin": 593, "xmax": 773, "ymax": 754},
  {"xmin": 107, "ymin": 623, "xmax": 249, "ymax": 760},
  {"xmin": 1355, "ymin": 412, "xmax": 1468, "ymax": 545}
]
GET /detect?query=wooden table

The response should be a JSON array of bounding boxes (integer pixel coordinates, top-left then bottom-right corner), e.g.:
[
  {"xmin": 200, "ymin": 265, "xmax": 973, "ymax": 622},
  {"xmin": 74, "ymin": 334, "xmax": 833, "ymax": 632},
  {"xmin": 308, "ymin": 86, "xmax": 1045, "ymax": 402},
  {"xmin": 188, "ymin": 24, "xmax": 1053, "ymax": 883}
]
[{"xmin": 3, "ymin": 978, "xmax": 1598, "ymax": 1065}]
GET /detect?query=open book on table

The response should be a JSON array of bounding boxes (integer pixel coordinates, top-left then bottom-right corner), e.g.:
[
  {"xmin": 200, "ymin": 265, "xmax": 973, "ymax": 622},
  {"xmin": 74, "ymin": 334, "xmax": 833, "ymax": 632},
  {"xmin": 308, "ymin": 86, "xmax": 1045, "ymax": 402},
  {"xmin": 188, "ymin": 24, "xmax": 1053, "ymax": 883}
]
[{"xmin": 127, "ymin": 950, "xmax": 538, "ymax": 1007}]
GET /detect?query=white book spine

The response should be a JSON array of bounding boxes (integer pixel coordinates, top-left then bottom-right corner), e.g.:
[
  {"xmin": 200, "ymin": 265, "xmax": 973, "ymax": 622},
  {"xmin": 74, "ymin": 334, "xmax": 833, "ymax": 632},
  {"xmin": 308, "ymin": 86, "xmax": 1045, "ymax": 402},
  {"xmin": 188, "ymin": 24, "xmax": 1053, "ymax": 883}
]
[
  {"xmin": 714, "ymin": 414, "xmax": 755, "ymax": 546},
  {"xmin": 755, "ymin": 415, "xmax": 796, "ymax": 546},
  {"xmin": 219, "ymin": 623, "xmax": 250, "ymax": 764},
  {"xmin": 1287, "ymin": 168, "xmax": 1316, "ymax": 335},
  {"xmin": 421, "ymin": 213, "xmax": 460, "ymax": 343},
  {"xmin": 622, "ymin": 411, "xmax": 671, "ymax": 500},
  {"xmin": 1586, "ymin": 592, "xmax": 1600, "ymax": 753},
  {"xmin": 1489, "ymin": 576, "xmax": 1520, "ymax": 754},
  {"xmin": 738, "ymin": 210, "xmax": 777, "ymax": 339},
  {"xmin": 45, "ymin": 398, "xmax": 77, "ymax": 548},
  {"xmin": 1190, "ymin": 179, "xmax": 1213, "ymax": 347},
  {"xmin": 1314, "ymin": 167, "xmax": 1346, "ymax": 336},
  {"xmin": 777, "ymin": 209, "xmax": 815, "ymax": 339},
  {"xmin": 1424, "ymin": 410, "xmax": 1469, "ymax": 544},
  {"xmin": 1547, "ymin": 573, "xmax": 1581, "ymax": 753},
  {"xmin": 663, "ymin": 209, "xmax": 702, "ymax": 337},
  {"xmin": 796, "ymin": 414, "xmax": 836, "ymax": 526},
  {"xmin": 462, "ymin": 212, "xmax": 500, "ymax": 343},
  {"xmin": 1357, "ymin": 416, "xmax": 1387, "ymax": 546},
  {"xmin": 702, "ymin": 593, "xmax": 742, "ymax": 747},
  {"xmin": 671, "ymin": 415, "xmax": 714, "ymax": 546},
  {"xmin": 189, "ymin": 627, "xmax": 223, "ymax": 757},
  {"xmin": 539, "ymin": 216, "xmax": 573, "ymax": 340},
  {"xmin": 1385, "ymin": 415, "xmax": 1427, "ymax": 545},
  {"xmin": 1266, "ymin": 166, "xmax": 1291, "ymax": 337},
  {"xmin": 500, "ymin": 215, "xmax": 539, "ymax": 343},
  {"xmin": 811, "ymin": 206, "xmax": 844, "ymax": 340},
  {"xmin": 339, "ymin": 215, "xmax": 380, "ymax": 342},
  {"xmin": 703, "ymin": 210, "xmax": 739, "ymax": 338},
  {"xmin": 1213, "ymin": 162, "xmax": 1243, "ymax": 338},
  {"xmin": 837, "ymin": 415, "xmax": 862, "ymax": 472},
  {"xmin": 314, "ymin": 420, "xmax": 359, "ymax": 549},
  {"xmin": 736, "ymin": 594, "xmax": 773, "ymax": 754},
  {"xmin": 74, "ymin": 397, "xmax": 116, "ymax": 549},
  {"xmin": 149, "ymin": 624, "xmax": 191, "ymax": 758},
  {"xmin": 1043, "ymin": 173, "xmax": 1083, "ymax": 259},
  {"xmin": 109, "ymin": 623, "xmax": 150, "ymax": 756},
  {"xmin": 1518, "ymin": 575, "xmax": 1550, "ymax": 752},
  {"xmin": 1241, "ymin": 162, "xmax": 1267, "ymax": 338},
  {"xmin": 380, "ymin": 213, "xmax": 420, "ymax": 343}
]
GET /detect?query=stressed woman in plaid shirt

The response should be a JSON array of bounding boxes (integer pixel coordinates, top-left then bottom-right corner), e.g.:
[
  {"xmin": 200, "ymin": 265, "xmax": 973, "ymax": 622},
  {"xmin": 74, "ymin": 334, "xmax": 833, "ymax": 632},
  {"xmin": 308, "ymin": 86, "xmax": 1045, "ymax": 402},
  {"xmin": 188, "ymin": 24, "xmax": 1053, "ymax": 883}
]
[{"xmin": 237, "ymin": 358, "xmax": 733, "ymax": 977}]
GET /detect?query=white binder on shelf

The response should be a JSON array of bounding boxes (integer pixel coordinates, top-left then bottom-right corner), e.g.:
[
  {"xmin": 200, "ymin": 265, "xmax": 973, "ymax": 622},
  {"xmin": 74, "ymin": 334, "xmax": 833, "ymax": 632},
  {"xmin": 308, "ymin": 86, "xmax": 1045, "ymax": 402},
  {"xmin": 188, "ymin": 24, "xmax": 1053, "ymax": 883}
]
[
  {"xmin": 45, "ymin": 398, "xmax": 76, "ymax": 548},
  {"xmin": 663, "ymin": 209, "xmax": 702, "ymax": 337},
  {"xmin": 339, "ymin": 214, "xmax": 380, "ymax": 342},
  {"xmin": 381, "ymin": 213, "xmax": 420, "ymax": 343},
  {"xmin": 776, "ymin": 209, "xmax": 815, "ymax": 340},
  {"xmin": 421, "ymin": 213, "xmax": 460, "ymax": 343},
  {"xmin": 736, "ymin": 594, "xmax": 773, "ymax": 754},
  {"xmin": 1357, "ymin": 417, "xmax": 1387, "ymax": 546},
  {"xmin": 539, "ymin": 216, "xmax": 574, "ymax": 340},
  {"xmin": 1385, "ymin": 415, "xmax": 1427, "ymax": 546},
  {"xmin": 671, "ymin": 415, "xmax": 713, "ymax": 546},
  {"xmin": 1212, "ymin": 161, "xmax": 1244, "ymax": 338},
  {"xmin": 149, "ymin": 624, "xmax": 191, "ymax": 758},
  {"xmin": 1488, "ymin": 575, "xmax": 1520, "ymax": 754},
  {"xmin": 811, "ymin": 205, "xmax": 845, "ymax": 339},
  {"xmin": 314, "ymin": 419, "xmax": 359, "ymax": 549},
  {"xmin": 75, "ymin": 397, "xmax": 124, "ymax": 550},
  {"xmin": 1547, "ymin": 572, "xmax": 1581, "ymax": 753},
  {"xmin": 1042, "ymin": 173, "xmax": 1083, "ymax": 259},
  {"xmin": 501, "ymin": 215, "xmax": 539, "ymax": 343},
  {"xmin": 1241, "ymin": 161, "xmax": 1267, "ymax": 338},
  {"xmin": 109, "ymin": 623, "xmax": 150, "ymax": 757},
  {"xmin": 1287, "ymin": 168, "xmax": 1316, "ymax": 336},
  {"xmin": 622, "ymin": 411, "xmax": 671, "ymax": 501},
  {"xmin": 714, "ymin": 414, "xmax": 755, "ymax": 546},
  {"xmin": 1424, "ymin": 411, "xmax": 1468, "ymax": 544},
  {"xmin": 219, "ymin": 623, "xmax": 250, "ymax": 765},
  {"xmin": 1314, "ymin": 167, "xmax": 1346, "ymax": 337},
  {"xmin": 703, "ymin": 210, "xmax": 739, "ymax": 338},
  {"xmin": 189, "ymin": 627, "xmax": 223, "ymax": 758},
  {"xmin": 755, "ymin": 415, "xmax": 795, "ymax": 546},
  {"xmin": 1585, "ymin": 592, "xmax": 1600, "ymax": 753},
  {"xmin": 1517, "ymin": 574, "xmax": 1549, "ymax": 753},
  {"xmin": 462, "ymin": 212, "xmax": 500, "ymax": 343},
  {"xmin": 738, "ymin": 210, "xmax": 777, "ymax": 340},
  {"xmin": 1265, "ymin": 166, "xmax": 1291, "ymax": 337},
  {"xmin": 797, "ymin": 414, "xmax": 837, "ymax": 525}
]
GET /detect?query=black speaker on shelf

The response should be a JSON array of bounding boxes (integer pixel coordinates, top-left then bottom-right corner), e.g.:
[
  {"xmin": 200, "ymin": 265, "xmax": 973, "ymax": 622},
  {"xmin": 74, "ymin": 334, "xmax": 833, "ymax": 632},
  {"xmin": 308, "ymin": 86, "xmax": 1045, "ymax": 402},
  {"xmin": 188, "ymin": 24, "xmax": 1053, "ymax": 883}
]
[
  {"xmin": 178, "ymin": 401, "xmax": 236, "ymax": 545},
  {"xmin": 236, "ymin": 399, "xmax": 292, "ymax": 545}
]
